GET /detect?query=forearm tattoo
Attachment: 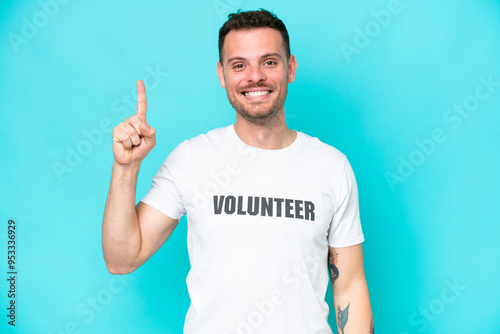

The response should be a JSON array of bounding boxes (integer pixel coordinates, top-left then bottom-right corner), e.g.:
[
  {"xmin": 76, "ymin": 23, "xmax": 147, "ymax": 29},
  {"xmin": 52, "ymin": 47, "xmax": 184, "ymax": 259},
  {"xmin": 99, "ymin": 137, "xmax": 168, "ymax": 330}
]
[
  {"xmin": 328, "ymin": 246, "xmax": 339, "ymax": 284},
  {"xmin": 337, "ymin": 303, "xmax": 350, "ymax": 334}
]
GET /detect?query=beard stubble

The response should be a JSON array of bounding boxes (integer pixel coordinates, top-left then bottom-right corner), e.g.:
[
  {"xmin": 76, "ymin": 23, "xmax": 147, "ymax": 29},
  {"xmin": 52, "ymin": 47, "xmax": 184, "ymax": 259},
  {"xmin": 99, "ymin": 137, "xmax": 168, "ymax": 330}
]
[{"xmin": 227, "ymin": 82, "xmax": 288, "ymax": 126}]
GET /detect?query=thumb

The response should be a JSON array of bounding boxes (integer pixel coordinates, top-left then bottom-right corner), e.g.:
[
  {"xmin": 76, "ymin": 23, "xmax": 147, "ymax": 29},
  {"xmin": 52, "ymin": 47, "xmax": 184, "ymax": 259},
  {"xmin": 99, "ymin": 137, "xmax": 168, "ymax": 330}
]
[
  {"xmin": 141, "ymin": 123, "xmax": 156, "ymax": 151},
  {"xmin": 141, "ymin": 122, "xmax": 149, "ymax": 134},
  {"xmin": 142, "ymin": 123, "xmax": 155, "ymax": 138}
]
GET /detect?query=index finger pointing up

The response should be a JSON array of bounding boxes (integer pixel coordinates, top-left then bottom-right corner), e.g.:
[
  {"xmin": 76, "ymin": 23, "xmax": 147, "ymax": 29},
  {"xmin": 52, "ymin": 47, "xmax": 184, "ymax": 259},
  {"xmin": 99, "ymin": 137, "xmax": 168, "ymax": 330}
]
[{"xmin": 136, "ymin": 79, "xmax": 147, "ymax": 119}]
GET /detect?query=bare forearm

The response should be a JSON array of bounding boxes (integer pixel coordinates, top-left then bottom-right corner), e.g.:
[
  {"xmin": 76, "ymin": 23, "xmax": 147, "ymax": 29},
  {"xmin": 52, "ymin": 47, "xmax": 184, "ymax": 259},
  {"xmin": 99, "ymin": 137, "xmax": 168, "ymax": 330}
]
[
  {"xmin": 328, "ymin": 245, "xmax": 374, "ymax": 333},
  {"xmin": 333, "ymin": 279, "xmax": 374, "ymax": 334},
  {"xmin": 102, "ymin": 161, "xmax": 142, "ymax": 274}
]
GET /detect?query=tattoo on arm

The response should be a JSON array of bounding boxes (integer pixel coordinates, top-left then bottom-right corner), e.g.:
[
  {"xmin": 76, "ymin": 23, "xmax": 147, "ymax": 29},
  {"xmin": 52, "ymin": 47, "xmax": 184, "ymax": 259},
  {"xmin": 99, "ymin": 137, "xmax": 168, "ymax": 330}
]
[
  {"xmin": 370, "ymin": 317, "xmax": 375, "ymax": 333},
  {"xmin": 337, "ymin": 303, "xmax": 350, "ymax": 334},
  {"xmin": 328, "ymin": 246, "xmax": 339, "ymax": 284}
]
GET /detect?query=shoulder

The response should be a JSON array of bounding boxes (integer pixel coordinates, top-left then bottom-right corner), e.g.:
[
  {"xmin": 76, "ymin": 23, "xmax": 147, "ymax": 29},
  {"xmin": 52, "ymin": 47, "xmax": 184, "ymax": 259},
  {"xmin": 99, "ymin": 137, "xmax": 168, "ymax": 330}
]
[
  {"xmin": 298, "ymin": 131, "xmax": 348, "ymax": 165},
  {"xmin": 186, "ymin": 125, "xmax": 231, "ymax": 145},
  {"xmin": 159, "ymin": 126, "xmax": 231, "ymax": 171},
  {"xmin": 172, "ymin": 125, "xmax": 232, "ymax": 152}
]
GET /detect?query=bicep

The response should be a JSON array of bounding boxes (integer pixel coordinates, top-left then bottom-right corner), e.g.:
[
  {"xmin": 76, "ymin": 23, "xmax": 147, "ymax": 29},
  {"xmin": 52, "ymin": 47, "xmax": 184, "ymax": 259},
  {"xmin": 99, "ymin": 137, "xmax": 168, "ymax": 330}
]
[{"xmin": 135, "ymin": 201, "xmax": 180, "ymax": 267}]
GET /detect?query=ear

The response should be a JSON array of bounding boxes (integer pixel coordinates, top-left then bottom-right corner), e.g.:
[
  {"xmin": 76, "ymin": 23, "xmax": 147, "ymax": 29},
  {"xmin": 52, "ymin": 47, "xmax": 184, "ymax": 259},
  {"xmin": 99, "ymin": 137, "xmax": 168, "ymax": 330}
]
[
  {"xmin": 217, "ymin": 61, "xmax": 226, "ymax": 88},
  {"xmin": 287, "ymin": 54, "xmax": 297, "ymax": 84}
]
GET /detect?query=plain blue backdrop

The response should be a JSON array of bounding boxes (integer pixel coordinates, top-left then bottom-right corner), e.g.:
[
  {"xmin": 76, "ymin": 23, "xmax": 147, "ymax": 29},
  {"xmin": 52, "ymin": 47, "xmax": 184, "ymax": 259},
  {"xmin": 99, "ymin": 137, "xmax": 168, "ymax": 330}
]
[{"xmin": 1, "ymin": 0, "xmax": 499, "ymax": 333}]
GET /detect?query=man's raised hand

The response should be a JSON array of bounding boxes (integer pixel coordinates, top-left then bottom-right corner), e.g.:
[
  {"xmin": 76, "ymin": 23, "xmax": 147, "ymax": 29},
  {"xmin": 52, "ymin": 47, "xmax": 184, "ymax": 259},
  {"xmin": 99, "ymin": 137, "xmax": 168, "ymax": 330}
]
[{"xmin": 112, "ymin": 80, "xmax": 156, "ymax": 167}]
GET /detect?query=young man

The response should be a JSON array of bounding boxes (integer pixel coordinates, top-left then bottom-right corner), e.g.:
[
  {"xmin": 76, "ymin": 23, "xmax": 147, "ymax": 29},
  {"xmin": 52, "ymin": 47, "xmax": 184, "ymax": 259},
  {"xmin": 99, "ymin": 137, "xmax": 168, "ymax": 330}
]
[{"xmin": 102, "ymin": 9, "xmax": 374, "ymax": 334}]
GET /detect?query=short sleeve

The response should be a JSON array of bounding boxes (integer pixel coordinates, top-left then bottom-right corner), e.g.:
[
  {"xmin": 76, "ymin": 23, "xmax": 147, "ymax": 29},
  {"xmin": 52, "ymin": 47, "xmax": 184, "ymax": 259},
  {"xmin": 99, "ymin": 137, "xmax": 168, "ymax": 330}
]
[
  {"xmin": 327, "ymin": 157, "xmax": 365, "ymax": 247},
  {"xmin": 140, "ymin": 141, "xmax": 187, "ymax": 220}
]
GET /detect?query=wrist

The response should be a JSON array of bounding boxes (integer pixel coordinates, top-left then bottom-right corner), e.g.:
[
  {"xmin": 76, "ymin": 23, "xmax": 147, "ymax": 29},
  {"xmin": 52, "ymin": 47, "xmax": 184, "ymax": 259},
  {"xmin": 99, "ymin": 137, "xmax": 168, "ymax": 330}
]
[{"xmin": 112, "ymin": 160, "xmax": 141, "ymax": 175}]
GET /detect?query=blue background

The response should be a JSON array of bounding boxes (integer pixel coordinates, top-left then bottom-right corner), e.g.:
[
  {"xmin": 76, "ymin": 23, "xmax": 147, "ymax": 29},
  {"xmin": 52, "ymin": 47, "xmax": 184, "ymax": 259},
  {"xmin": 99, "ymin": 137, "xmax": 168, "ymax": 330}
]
[{"xmin": 1, "ymin": 0, "xmax": 499, "ymax": 333}]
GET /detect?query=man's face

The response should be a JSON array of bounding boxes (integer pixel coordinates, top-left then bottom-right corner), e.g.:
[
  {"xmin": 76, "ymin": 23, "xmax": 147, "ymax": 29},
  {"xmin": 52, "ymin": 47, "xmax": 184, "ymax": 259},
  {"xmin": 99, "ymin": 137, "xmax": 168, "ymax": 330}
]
[{"xmin": 217, "ymin": 27, "xmax": 297, "ymax": 125}]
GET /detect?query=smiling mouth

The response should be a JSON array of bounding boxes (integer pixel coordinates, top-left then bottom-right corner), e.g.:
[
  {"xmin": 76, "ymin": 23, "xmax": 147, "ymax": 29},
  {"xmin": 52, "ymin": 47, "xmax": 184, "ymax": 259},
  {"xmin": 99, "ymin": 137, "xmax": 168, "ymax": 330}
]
[{"xmin": 242, "ymin": 90, "xmax": 272, "ymax": 97}]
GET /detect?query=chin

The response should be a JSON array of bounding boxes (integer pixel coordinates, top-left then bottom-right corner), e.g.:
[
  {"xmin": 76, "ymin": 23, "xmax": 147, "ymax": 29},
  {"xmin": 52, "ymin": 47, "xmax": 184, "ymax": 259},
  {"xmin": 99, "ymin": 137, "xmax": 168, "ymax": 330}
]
[
  {"xmin": 227, "ymin": 91, "xmax": 286, "ymax": 124},
  {"xmin": 236, "ymin": 106, "xmax": 281, "ymax": 125}
]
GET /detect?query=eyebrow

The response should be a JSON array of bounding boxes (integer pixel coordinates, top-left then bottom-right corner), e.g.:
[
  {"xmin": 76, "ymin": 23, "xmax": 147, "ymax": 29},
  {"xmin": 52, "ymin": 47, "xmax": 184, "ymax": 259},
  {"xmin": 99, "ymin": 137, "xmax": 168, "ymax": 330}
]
[{"xmin": 227, "ymin": 53, "xmax": 283, "ymax": 64}]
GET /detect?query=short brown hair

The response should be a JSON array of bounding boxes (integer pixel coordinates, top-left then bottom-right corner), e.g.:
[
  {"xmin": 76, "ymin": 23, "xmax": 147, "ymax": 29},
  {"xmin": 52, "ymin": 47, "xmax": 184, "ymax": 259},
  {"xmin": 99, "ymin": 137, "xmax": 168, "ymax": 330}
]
[{"xmin": 218, "ymin": 9, "xmax": 291, "ymax": 64}]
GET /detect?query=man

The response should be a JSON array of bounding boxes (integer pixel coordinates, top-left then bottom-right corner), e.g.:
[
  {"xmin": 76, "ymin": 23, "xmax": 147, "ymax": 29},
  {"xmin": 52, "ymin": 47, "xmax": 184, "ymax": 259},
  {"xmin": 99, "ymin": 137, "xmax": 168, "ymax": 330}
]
[{"xmin": 102, "ymin": 9, "xmax": 374, "ymax": 334}]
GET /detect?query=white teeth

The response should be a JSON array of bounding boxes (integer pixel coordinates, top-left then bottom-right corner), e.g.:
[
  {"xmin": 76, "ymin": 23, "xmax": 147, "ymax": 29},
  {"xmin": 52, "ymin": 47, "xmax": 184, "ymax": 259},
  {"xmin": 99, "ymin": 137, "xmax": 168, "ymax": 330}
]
[{"xmin": 244, "ymin": 90, "xmax": 270, "ymax": 97}]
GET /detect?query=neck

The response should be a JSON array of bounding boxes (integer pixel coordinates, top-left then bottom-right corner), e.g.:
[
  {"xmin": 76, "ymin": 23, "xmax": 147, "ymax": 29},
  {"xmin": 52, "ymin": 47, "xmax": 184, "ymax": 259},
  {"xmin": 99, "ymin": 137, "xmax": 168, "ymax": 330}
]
[{"xmin": 233, "ymin": 110, "xmax": 296, "ymax": 150}]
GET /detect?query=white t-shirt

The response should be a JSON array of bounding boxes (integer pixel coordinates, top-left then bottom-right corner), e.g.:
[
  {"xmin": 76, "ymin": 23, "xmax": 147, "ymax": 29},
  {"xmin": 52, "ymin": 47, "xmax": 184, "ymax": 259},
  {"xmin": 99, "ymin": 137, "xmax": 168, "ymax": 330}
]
[{"xmin": 141, "ymin": 124, "xmax": 364, "ymax": 334}]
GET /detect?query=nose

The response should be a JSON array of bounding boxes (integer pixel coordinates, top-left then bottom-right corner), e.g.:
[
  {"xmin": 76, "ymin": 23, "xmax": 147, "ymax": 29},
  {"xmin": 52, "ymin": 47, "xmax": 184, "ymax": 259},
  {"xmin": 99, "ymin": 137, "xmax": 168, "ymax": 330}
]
[{"xmin": 246, "ymin": 65, "xmax": 266, "ymax": 83}]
